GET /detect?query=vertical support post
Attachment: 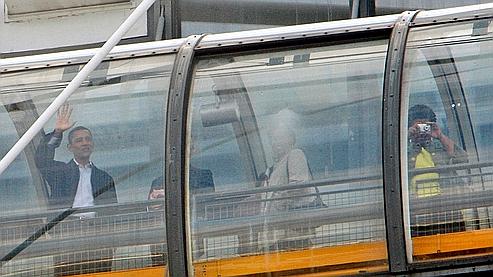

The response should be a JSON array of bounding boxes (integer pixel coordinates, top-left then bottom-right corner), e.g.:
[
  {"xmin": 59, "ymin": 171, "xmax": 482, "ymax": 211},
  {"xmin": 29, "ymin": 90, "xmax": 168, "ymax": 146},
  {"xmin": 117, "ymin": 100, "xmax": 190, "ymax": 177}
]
[
  {"xmin": 165, "ymin": 34, "xmax": 205, "ymax": 276},
  {"xmin": 164, "ymin": 0, "xmax": 181, "ymax": 39},
  {"xmin": 382, "ymin": 10, "xmax": 419, "ymax": 273},
  {"xmin": 359, "ymin": 0, "xmax": 376, "ymax": 18}
]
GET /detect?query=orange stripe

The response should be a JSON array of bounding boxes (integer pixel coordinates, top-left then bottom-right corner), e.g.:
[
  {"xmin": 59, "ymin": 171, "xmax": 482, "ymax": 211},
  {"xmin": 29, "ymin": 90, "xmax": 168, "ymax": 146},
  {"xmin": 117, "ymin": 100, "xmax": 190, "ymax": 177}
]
[
  {"xmin": 194, "ymin": 241, "xmax": 387, "ymax": 276},
  {"xmin": 68, "ymin": 229, "xmax": 493, "ymax": 277},
  {"xmin": 413, "ymin": 228, "xmax": 493, "ymax": 257},
  {"xmin": 70, "ymin": 264, "xmax": 388, "ymax": 277},
  {"xmin": 69, "ymin": 241, "xmax": 388, "ymax": 277},
  {"xmin": 294, "ymin": 265, "xmax": 389, "ymax": 277},
  {"xmin": 70, "ymin": 267, "xmax": 166, "ymax": 277}
]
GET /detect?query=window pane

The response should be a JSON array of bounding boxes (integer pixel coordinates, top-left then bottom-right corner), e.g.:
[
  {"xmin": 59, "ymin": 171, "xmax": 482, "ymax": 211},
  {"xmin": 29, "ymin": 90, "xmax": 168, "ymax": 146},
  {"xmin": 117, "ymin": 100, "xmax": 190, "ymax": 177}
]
[
  {"xmin": 188, "ymin": 40, "xmax": 388, "ymax": 275},
  {"xmin": 0, "ymin": 55, "xmax": 172, "ymax": 275},
  {"xmin": 181, "ymin": 0, "xmax": 350, "ymax": 36},
  {"xmin": 403, "ymin": 20, "xmax": 493, "ymax": 261},
  {"xmin": 375, "ymin": 0, "xmax": 493, "ymax": 16}
]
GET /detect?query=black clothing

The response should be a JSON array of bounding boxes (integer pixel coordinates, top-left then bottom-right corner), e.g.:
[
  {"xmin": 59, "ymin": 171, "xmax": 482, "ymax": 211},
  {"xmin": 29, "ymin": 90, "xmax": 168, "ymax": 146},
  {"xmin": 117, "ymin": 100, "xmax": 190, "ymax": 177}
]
[{"xmin": 149, "ymin": 166, "xmax": 214, "ymax": 194}]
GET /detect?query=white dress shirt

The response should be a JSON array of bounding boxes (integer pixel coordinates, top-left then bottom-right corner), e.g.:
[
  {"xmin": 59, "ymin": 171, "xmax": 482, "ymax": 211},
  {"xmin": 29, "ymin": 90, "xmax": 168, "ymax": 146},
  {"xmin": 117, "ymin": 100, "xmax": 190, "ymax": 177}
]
[{"xmin": 72, "ymin": 159, "xmax": 96, "ymax": 218}]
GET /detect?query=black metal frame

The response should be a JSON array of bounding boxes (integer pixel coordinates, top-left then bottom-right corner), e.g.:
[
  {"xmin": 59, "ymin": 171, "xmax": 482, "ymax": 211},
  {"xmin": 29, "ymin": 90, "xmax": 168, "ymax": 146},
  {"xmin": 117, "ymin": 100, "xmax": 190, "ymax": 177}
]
[
  {"xmin": 351, "ymin": 0, "xmax": 376, "ymax": 18},
  {"xmin": 168, "ymin": 17, "xmax": 399, "ymax": 277},
  {"xmin": 382, "ymin": 10, "xmax": 419, "ymax": 273},
  {"xmin": 165, "ymin": 34, "xmax": 205, "ymax": 276},
  {"xmin": 164, "ymin": 0, "xmax": 182, "ymax": 39}
]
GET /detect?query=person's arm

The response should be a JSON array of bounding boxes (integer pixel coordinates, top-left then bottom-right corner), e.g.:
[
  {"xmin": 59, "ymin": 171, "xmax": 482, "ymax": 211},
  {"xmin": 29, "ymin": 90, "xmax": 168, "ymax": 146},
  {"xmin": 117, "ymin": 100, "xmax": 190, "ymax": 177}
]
[
  {"xmin": 35, "ymin": 130, "xmax": 69, "ymax": 197},
  {"xmin": 107, "ymin": 176, "xmax": 118, "ymax": 203},
  {"xmin": 287, "ymin": 149, "xmax": 311, "ymax": 184},
  {"xmin": 432, "ymin": 123, "xmax": 468, "ymax": 164},
  {"xmin": 436, "ymin": 132, "xmax": 456, "ymax": 156},
  {"xmin": 284, "ymin": 148, "xmax": 315, "ymax": 209},
  {"xmin": 35, "ymin": 103, "xmax": 75, "ymax": 171},
  {"xmin": 35, "ymin": 132, "xmax": 62, "ymax": 171},
  {"xmin": 35, "ymin": 103, "xmax": 75, "ymax": 185},
  {"xmin": 93, "ymin": 170, "xmax": 118, "ymax": 205}
]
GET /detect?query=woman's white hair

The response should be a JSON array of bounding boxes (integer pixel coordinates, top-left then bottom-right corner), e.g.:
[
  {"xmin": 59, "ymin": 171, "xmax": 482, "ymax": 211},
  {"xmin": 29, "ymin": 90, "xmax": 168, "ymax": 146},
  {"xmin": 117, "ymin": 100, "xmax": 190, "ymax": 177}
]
[{"xmin": 270, "ymin": 108, "xmax": 300, "ymax": 144}]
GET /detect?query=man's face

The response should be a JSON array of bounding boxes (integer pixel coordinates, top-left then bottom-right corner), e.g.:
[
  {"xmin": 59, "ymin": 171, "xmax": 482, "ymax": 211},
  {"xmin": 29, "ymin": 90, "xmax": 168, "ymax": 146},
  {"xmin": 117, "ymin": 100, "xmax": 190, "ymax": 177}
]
[{"xmin": 68, "ymin": 130, "xmax": 94, "ymax": 161}]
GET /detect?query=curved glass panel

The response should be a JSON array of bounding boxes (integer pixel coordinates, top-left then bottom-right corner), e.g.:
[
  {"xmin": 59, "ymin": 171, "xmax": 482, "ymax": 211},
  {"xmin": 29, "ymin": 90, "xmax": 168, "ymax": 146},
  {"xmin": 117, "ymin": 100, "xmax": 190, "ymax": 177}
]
[
  {"xmin": 188, "ymin": 40, "xmax": 389, "ymax": 275},
  {"xmin": 403, "ymin": 20, "xmax": 493, "ymax": 261},
  {"xmin": 0, "ymin": 55, "xmax": 172, "ymax": 276}
]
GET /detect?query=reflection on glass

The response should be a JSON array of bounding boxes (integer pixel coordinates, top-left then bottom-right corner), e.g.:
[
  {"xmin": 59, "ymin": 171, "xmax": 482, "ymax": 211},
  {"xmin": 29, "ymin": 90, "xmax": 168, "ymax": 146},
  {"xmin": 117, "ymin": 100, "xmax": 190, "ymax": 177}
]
[
  {"xmin": 375, "ymin": 0, "xmax": 491, "ymax": 16},
  {"xmin": 403, "ymin": 20, "xmax": 493, "ymax": 261},
  {"xmin": 0, "ymin": 55, "xmax": 172, "ymax": 275},
  {"xmin": 188, "ymin": 40, "xmax": 388, "ymax": 275},
  {"xmin": 181, "ymin": 0, "xmax": 350, "ymax": 36}
]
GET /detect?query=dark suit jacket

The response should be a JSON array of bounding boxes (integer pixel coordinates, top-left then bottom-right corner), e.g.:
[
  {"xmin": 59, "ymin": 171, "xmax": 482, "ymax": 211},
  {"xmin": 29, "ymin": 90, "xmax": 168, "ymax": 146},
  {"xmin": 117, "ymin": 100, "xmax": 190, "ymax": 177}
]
[
  {"xmin": 35, "ymin": 132, "xmax": 118, "ymax": 209},
  {"xmin": 149, "ymin": 167, "xmax": 214, "ymax": 218},
  {"xmin": 149, "ymin": 166, "xmax": 215, "ymax": 194}
]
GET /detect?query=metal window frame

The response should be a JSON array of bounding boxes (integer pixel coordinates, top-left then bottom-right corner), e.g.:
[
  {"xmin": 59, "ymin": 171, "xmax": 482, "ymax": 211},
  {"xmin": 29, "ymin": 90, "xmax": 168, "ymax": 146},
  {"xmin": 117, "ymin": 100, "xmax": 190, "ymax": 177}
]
[
  {"xmin": 403, "ymin": 14, "xmax": 493, "ymax": 274},
  {"xmin": 166, "ymin": 14, "xmax": 397, "ymax": 277},
  {"xmin": 163, "ymin": 0, "xmax": 181, "ymax": 39},
  {"xmin": 165, "ymin": 34, "xmax": 206, "ymax": 276},
  {"xmin": 382, "ymin": 10, "xmax": 419, "ymax": 273},
  {"xmin": 166, "ymin": 21, "xmax": 395, "ymax": 277}
]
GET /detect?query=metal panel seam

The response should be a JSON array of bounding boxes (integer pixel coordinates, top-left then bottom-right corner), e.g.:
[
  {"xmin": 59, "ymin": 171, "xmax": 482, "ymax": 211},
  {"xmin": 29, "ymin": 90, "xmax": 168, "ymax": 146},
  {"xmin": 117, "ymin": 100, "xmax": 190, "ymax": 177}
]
[
  {"xmin": 382, "ymin": 9, "xmax": 420, "ymax": 274},
  {"xmin": 165, "ymin": 33, "xmax": 206, "ymax": 277}
]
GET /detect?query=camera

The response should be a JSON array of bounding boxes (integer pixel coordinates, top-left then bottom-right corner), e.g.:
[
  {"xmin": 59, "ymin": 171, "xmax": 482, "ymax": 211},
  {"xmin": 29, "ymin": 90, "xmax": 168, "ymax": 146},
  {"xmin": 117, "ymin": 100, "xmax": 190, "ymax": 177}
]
[
  {"xmin": 417, "ymin": 123, "xmax": 431, "ymax": 135},
  {"xmin": 413, "ymin": 123, "xmax": 432, "ymax": 147}
]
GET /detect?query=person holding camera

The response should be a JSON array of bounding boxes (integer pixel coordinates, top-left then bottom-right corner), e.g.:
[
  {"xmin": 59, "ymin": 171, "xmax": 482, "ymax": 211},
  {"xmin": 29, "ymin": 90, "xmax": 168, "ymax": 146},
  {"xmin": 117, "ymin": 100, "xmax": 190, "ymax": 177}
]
[
  {"xmin": 408, "ymin": 104, "xmax": 468, "ymax": 197},
  {"xmin": 408, "ymin": 104, "xmax": 468, "ymax": 235}
]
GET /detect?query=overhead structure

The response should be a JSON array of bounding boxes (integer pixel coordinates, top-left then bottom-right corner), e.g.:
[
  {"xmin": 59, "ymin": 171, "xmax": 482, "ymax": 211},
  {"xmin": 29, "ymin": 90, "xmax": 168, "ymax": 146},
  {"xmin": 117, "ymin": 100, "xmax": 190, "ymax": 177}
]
[{"xmin": 3, "ymin": 3, "xmax": 493, "ymax": 277}]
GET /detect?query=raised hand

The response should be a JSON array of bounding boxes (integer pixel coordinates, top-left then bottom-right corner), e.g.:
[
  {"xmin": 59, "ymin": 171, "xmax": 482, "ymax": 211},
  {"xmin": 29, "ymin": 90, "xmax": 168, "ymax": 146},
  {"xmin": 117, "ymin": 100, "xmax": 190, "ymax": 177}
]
[
  {"xmin": 430, "ymin": 122, "xmax": 442, "ymax": 139},
  {"xmin": 54, "ymin": 103, "xmax": 75, "ymax": 134},
  {"xmin": 149, "ymin": 189, "xmax": 165, "ymax": 199}
]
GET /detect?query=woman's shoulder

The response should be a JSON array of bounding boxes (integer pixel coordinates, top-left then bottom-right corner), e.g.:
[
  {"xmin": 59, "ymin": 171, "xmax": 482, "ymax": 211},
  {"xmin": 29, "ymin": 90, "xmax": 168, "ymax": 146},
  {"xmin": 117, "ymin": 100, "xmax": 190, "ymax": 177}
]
[{"xmin": 288, "ymin": 148, "xmax": 306, "ymax": 160}]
